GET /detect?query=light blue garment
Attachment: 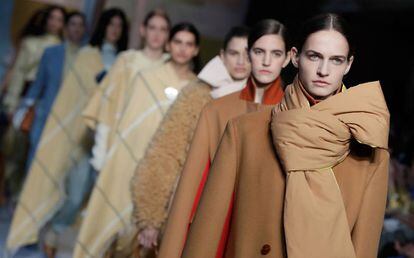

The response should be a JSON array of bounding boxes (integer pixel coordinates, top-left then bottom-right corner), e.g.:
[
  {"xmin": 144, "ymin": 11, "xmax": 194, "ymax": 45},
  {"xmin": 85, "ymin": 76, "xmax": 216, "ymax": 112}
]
[
  {"xmin": 101, "ymin": 42, "xmax": 117, "ymax": 71},
  {"xmin": 24, "ymin": 44, "xmax": 65, "ymax": 170},
  {"xmin": 49, "ymin": 154, "xmax": 96, "ymax": 234}
]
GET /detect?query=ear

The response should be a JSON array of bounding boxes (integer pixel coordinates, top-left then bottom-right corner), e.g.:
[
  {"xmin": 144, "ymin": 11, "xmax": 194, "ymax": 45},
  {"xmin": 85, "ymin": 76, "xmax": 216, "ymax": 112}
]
[
  {"xmin": 290, "ymin": 47, "xmax": 299, "ymax": 68},
  {"xmin": 282, "ymin": 50, "xmax": 291, "ymax": 68},
  {"xmin": 344, "ymin": 55, "xmax": 354, "ymax": 75},
  {"xmin": 165, "ymin": 42, "xmax": 171, "ymax": 52},
  {"xmin": 219, "ymin": 49, "xmax": 225, "ymax": 60},
  {"xmin": 193, "ymin": 46, "xmax": 200, "ymax": 57},
  {"xmin": 139, "ymin": 24, "xmax": 146, "ymax": 38}
]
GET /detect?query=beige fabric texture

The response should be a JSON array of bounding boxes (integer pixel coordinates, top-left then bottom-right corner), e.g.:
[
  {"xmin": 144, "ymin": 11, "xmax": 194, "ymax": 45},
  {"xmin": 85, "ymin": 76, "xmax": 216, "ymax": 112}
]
[
  {"xmin": 73, "ymin": 62, "xmax": 194, "ymax": 258},
  {"xmin": 6, "ymin": 46, "xmax": 103, "ymax": 253}
]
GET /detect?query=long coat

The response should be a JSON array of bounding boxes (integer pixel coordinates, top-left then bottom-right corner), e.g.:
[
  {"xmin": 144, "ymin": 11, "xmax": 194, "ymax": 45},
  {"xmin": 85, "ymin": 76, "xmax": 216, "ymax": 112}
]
[
  {"xmin": 6, "ymin": 46, "xmax": 103, "ymax": 254},
  {"xmin": 158, "ymin": 77, "xmax": 284, "ymax": 258},
  {"xmin": 25, "ymin": 43, "xmax": 68, "ymax": 167},
  {"xmin": 73, "ymin": 62, "xmax": 194, "ymax": 258},
  {"xmin": 182, "ymin": 84, "xmax": 389, "ymax": 258}
]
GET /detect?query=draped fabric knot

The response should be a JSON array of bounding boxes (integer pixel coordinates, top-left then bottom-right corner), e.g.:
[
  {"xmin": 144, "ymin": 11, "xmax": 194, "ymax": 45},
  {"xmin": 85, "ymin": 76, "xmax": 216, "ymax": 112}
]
[{"xmin": 271, "ymin": 76, "xmax": 389, "ymax": 258}]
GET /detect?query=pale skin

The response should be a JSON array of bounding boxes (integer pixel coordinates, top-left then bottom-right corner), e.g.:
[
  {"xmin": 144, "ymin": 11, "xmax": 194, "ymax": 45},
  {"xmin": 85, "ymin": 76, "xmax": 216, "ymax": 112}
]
[
  {"xmin": 220, "ymin": 37, "xmax": 251, "ymax": 81},
  {"xmin": 291, "ymin": 29, "xmax": 354, "ymax": 99},
  {"xmin": 46, "ymin": 8, "xmax": 65, "ymax": 36},
  {"xmin": 140, "ymin": 15, "xmax": 170, "ymax": 60},
  {"xmin": 105, "ymin": 16, "xmax": 123, "ymax": 45},
  {"xmin": 248, "ymin": 34, "xmax": 290, "ymax": 88},
  {"xmin": 166, "ymin": 30, "xmax": 199, "ymax": 80}
]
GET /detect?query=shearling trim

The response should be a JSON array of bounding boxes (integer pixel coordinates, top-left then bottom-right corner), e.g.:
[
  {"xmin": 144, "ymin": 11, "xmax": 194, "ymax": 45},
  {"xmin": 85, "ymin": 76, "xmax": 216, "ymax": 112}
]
[{"xmin": 131, "ymin": 81, "xmax": 212, "ymax": 231}]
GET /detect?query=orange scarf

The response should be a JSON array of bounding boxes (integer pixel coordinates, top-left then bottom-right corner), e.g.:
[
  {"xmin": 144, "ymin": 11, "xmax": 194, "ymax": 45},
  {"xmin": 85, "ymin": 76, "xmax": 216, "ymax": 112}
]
[{"xmin": 239, "ymin": 76, "xmax": 284, "ymax": 104}]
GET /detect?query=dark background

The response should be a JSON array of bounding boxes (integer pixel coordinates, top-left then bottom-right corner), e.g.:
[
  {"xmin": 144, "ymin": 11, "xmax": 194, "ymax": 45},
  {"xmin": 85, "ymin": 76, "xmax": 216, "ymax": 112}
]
[{"xmin": 245, "ymin": 0, "xmax": 414, "ymax": 162}]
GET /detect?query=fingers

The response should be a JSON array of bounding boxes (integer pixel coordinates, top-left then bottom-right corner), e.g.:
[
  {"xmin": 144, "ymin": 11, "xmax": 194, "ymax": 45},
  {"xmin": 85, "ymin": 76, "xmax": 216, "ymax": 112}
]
[{"xmin": 138, "ymin": 230, "xmax": 158, "ymax": 249}]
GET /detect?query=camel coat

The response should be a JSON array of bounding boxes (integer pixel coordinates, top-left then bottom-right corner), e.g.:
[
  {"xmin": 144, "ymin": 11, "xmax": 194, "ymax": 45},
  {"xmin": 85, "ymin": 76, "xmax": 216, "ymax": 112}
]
[
  {"xmin": 182, "ymin": 82, "xmax": 389, "ymax": 258},
  {"xmin": 158, "ymin": 77, "xmax": 284, "ymax": 258},
  {"xmin": 130, "ymin": 55, "xmax": 249, "ymax": 233}
]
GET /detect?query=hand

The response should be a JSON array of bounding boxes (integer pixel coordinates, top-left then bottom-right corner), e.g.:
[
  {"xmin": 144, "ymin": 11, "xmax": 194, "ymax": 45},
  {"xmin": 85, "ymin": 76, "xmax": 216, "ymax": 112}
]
[
  {"xmin": 138, "ymin": 227, "xmax": 159, "ymax": 249},
  {"xmin": 395, "ymin": 241, "xmax": 414, "ymax": 258}
]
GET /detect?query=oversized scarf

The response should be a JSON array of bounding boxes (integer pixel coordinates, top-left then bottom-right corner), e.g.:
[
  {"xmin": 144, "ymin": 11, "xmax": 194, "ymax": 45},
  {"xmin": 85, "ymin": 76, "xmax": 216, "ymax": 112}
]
[{"xmin": 271, "ymin": 76, "xmax": 389, "ymax": 258}]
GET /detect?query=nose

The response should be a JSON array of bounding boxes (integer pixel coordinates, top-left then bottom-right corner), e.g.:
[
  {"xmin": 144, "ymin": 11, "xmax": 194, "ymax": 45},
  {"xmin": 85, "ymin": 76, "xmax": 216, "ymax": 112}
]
[
  {"xmin": 263, "ymin": 52, "xmax": 271, "ymax": 67},
  {"xmin": 237, "ymin": 53, "xmax": 246, "ymax": 65},
  {"xmin": 317, "ymin": 59, "xmax": 329, "ymax": 77}
]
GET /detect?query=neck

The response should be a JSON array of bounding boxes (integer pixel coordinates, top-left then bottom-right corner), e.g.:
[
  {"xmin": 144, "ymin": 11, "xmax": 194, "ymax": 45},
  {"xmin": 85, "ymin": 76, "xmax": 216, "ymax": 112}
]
[
  {"xmin": 142, "ymin": 46, "xmax": 164, "ymax": 60},
  {"xmin": 67, "ymin": 39, "xmax": 81, "ymax": 47},
  {"xmin": 252, "ymin": 77, "xmax": 273, "ymax": 90},
  {"xmin": 170, "ymin": 60, "xmax": 192, "ymax": 80},
  {"xmin": 104, "ymin": 40, "xmax": 116, "ymax": 47}
]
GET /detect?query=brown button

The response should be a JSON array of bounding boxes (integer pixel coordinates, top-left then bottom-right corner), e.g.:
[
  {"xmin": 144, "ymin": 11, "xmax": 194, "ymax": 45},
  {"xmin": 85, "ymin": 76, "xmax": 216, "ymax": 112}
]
[{"xmin": 261, "ymin": 244, "xmax": 271, "ymax": 255}]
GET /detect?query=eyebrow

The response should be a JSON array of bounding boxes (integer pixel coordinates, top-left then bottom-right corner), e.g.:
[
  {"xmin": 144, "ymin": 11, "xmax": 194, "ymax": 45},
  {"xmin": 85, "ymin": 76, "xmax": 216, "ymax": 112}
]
[
  {"xmin": 252, "ymin": 47, "xmax": 284, "ymax": 52},
  {"xmin": 226, "ymin": 48, "xmax": 242, "ymax": 53},
  {"xmin": 305, "ymin": 50, "xmax": 347, "ymax": 59}
]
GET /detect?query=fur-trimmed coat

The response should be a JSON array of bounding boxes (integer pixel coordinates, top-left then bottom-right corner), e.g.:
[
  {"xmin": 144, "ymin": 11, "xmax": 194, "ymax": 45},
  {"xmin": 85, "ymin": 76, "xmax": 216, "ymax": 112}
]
[{"xmin": 131, "ymin": 81, "xmax": 212, "ymax": 231}]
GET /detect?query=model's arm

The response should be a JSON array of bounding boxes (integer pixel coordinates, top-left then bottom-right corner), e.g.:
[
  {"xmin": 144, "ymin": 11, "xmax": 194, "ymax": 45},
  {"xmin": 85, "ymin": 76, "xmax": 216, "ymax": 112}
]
[
  {"xmin": 4, "ymin": 39, "xmax": 31, "ymax": 113},
  {"xmin": 132, "ymin": 86, "xmax": 209, "ymax": 237},
  {"xmin": 352, "ymin": 149, "xmax": 389, "ymax": 258},
  {"xmin": 182, "ymin": 120, "xmax": 239, "ymax": 258}
]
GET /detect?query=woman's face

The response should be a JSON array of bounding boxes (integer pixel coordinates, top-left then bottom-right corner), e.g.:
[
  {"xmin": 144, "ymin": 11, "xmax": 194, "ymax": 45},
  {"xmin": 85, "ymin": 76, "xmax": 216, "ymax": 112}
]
[
  {"xmin": 46, "ymin": 9, "xmax": 65, "ymax": 35},
  {"xmin": 220, "ymin": 37, "xmax": 251, "ymax": 81},
  {"xmin": 65, "ymin": 15, "xmax": 86, "ymax": 44},
  {"xmin": 249, "ymin": 34, "xmax": 290, "ymax": 87},
  {"xmin": 105, "ymin": 15, "xmax": 123, "ymax": 44},
  {"xmin": 141, "ymin": 15, "xmax": 169, "ymax": 51},
  {"xmin": 292, "ymin": 29, "xmax": 354, "ymax": 99},
  {"xmin": 167, "ymin": 31, "xmax": 199, "ymax": 66}
]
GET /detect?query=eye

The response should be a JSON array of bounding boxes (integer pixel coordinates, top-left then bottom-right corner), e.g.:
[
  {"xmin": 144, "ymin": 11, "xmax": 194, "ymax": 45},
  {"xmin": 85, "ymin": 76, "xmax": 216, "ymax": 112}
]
[
  {"xmin": 331, "ymin": 57, "xmax": 345, "ymax": 65},
  {"xmin": 253, "ymin": 49, "xmax": 263, "ymax": 55},
  {"xmin": 272, "ymin": 51, "xmax": 283, "ymax": 57},
  {"xmin": 226, "ymin": 50, "xmax": 237, "ymax": 56},
  {"xmin": 308, "ymin": 54, "xmax": 319, "ymax": 61}
]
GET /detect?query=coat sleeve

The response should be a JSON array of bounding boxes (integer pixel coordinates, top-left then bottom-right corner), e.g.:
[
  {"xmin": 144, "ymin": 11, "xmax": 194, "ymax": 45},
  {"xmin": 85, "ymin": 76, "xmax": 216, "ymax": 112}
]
[
  {"xmin": 4, "ymin": 39, "xmax": 31, "ymax": 113},
  {"xmin": 352, "ymin": 149, "xmax": 389, "ymax": 258},
  {"xmin": 131, "ymin": 85, "xmax": 208, "ymax": 232},
  {"xmin": 157, "ymin": 106, "xmax": 211, "ymax": 258},
  {"xmin": 24, "ymin": 50, "xmax": 49, "ymax": 104},
  {"xmin": 181, "ymin": 119, "xmax": 238, "ymax": 258},
  {"xmin": 82, "ymin": 53, "xmax": 126, "ymax": 130}
]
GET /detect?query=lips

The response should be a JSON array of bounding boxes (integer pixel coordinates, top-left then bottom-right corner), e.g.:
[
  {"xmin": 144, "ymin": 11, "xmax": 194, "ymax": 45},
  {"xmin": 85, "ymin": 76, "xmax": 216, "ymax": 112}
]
[
  {"xmin": 312, "ymin": 80, "xmax": 330, "ymax": 86},
  {"xmin": 258, "ymin": 69, "xmax": 272, "ymax": 75}
]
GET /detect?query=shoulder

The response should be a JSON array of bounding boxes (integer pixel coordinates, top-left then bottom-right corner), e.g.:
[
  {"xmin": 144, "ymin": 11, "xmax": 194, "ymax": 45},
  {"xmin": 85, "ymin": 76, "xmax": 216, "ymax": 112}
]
[
  {"xmin": 78, "ymin": 45, "xmax": 99, "ymax": 56},
  {"xmin": 180, "ymin": 80, "xmax": 211, "ymax": 98},
  {"xmin": 203, "ymin": 91, "xmax": 241, "ymax": 112},
  {"xmin": 138, "ymin": 62, "xmax": 168, "ymax": 80},
  {"xmin": 43, "ymin": 44, "xmax": 64, "ymax": 55},
  {"xmin": 75, "ymin": 45, "xmax": 101, "ymax": 62},
  {"xmin": 231, "ymin": 108, "xmax": 273, "ymax": 134},
  {"xmin": 170, "ymin": 81, "xmax": 212, "ymax": 113},
  {"xmin": 116, "ymin": 49, "xmax": 142, "ymax": 63}
]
